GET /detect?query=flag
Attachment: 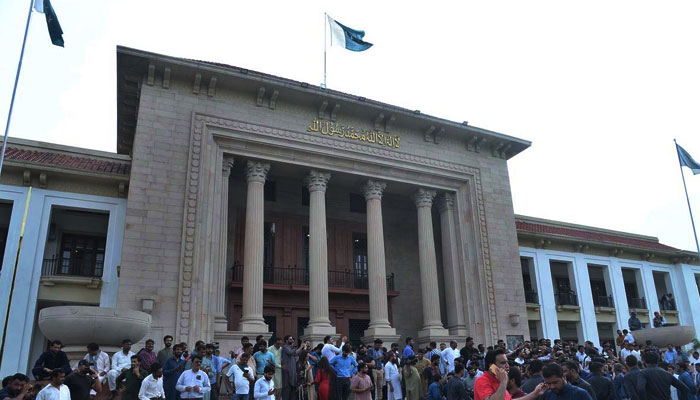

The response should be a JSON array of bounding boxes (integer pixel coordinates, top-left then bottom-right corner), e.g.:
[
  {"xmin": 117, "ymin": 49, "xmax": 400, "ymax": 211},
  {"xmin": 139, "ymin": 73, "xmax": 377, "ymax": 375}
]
[
  {"xmin": 34, "ymin": 0, "xmax": 64, "ymax": 47},
  {"xmin": 677, "ymin": 143, "xmax": 700, "ymax": 175},
  {"xmin": 327, "ymin": 16, "xmax": 372, "ymax": 52}
]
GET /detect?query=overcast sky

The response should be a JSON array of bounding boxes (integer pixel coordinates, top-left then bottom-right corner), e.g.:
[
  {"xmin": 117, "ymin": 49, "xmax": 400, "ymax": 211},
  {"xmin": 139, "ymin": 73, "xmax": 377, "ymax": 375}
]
[{"xmin": 1, "ymin": 0, "xmax": 699, "ymax": 252}]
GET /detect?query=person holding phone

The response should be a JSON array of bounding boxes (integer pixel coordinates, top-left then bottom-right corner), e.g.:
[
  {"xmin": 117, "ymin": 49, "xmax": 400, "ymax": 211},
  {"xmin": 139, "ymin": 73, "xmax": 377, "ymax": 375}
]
[
  {"xmin": 473, "ymin": 349, "xmax": 546, "ymax": 400},
  {"xmin": 176, "ymin": 355, "xmax": 211, "ymax": 399},
  {"xmin": 228, "ymin": 353, "xmax": 256, "ymax": 400}
]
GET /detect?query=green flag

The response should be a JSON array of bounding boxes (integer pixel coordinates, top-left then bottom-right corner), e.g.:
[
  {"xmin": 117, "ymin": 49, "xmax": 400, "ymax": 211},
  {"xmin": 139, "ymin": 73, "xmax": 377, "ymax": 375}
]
[
  {"xmin": 34, "ymin": 0, "xmax": 64, "ymax": 47},
  {"xmin": 677, "ymin": 143, "xmax": 700, "ymax": 175}
]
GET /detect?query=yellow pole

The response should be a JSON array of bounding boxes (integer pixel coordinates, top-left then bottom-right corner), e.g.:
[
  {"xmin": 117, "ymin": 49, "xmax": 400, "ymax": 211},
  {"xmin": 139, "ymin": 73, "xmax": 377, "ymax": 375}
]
[{"xmin": 0, "ymin": 187, "xmax": 32, "ymax": 361}]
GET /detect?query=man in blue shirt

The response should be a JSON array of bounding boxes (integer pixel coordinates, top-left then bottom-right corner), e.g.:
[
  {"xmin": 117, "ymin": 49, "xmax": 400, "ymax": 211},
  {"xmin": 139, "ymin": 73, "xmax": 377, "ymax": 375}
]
[
  {"xmin": 664, "ymin": 344, "xmax": 678, "ymax": 365},
  {"xmin": 676, "ymin": 362, "xmax": 696, "ymax": 400},
  {"xmin": 163, "ymin": 344, "xmax": 187, "ymax": 400},
  {"xmin": 330, "ymin": 344, "xmax": 358, "ymax": 400},
  {"xmin": 252, "ymin": 341, "xmax": 275, "ymax": 376},
  {"xmin": 403, "ymin": 338, "xmax": 415, "ymax": 359},
  {"xmin": 542, "ymin": 363, "xmax": 593, "ymax": 399}
]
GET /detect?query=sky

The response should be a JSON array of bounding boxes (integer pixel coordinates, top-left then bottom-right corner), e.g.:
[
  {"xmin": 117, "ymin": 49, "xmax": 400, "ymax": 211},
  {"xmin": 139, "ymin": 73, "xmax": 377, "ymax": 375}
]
[{"xmin": 1, "ymin": 0, "xmax": 700, "ymax": 252}]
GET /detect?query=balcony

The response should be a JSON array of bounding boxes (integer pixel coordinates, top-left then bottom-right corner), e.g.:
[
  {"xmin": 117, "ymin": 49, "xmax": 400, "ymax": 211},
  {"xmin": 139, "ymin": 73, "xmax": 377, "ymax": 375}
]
[
  {"xmin": 627, "ymin": 297, "xmax": 647, "ymax": 310},
  {"xmin": 230, "ymin": 264, "xmax": 396, "ymax": 293},
  {"xmin": 524, "ymin": 291, "xmax": 539, "ymax": 304},
  {"xmin": 555, "ymin": 291, "xmax": 579, "ymax": 306},
  {"xmin": 42, "ymin": 256, "xmax": 103, "ymax": 278},
  {"xmin": 659, "ymin": 295, "xmax": 677, "ymax": 311},
  {"xmin": 593, "ymin": 295, "xmax": 614, "ymax": 308}
]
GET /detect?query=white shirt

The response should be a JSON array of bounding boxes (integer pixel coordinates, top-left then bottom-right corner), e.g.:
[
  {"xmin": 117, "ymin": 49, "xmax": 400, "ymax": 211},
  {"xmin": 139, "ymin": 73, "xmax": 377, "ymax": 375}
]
[
  {"xmin": 621, "ymin": 349, "xmax": 632, "ymax": 360},
  {"xmin": 514, "ymin": 357, "xmax": 525, "ymax": 365},
  {"xmin": 632, "ymin": 350, "xmax": 642, "ymax": 361},
  {"xmin": 690, "ymin": 355, "xmax": 700, "ymax": 365},
  {"xmin": 577, "ymin": 352, "xmax": 586, "ymax": 364},
  {"xmin": 625, "ymin": 333, "xmax": 635, "ymax": 344},
  {"xmin": 175, "ymin": 369, "xmax": 211, "ymax": 398},
  {"xmin": 83, "ymin": 350, "xmax": 111, "ymax": 374},
  {"xmin": 227, "ymin": 364, "xmax": 253, "ymax": 394},
  {"xmin": 384, "ymin": 362, "xmax": 402, "ymax": 400},
  {"xmin": 322, "ymin": 342, "xmax": 344, "ymax": 360},
  {"xmin": 36, "ymin": 384, "xmax": 71, "ymax": 400},
  {"xmin": 139, "ymin": 374, "xmax": 165, "ymax": 400},
  {"xmin": 112, "ymin": 350, "xmax": 135, "ymax": 371},
  {"xmin": 254, "ymin": 377, "xmax": 275, "ymax": 400},
  {"xmin": 441, "ymin": 348, "xmax": 459, "ymax": 373}
]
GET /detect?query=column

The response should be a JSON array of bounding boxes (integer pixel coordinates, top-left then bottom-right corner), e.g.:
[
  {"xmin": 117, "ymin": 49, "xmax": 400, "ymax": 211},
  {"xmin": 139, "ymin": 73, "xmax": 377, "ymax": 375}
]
[
  {"xmin": 362, "ymin": 180, "xmax": 398, "ymax": 341},
  {"xmin": 413, "ymin": 188, "xmax": 449, "ymax": 338},
  {"xmin": 303, "ymin": 170, "xmax": 336, "ymax": 340},
  {"xmin": 214, "ymin": 155, "xmax": 234, "ymax": 331},
  {"xmin": 239, "ymin": 160, "xmax": 270, "ymax": 332},
  {"xmin": 438, "ymin": 193, "xmax": 467, "ymax": 336}
]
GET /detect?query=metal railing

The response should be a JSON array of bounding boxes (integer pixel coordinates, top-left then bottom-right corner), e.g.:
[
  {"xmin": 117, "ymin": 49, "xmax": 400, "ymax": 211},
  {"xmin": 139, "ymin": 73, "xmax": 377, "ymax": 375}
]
[
  {"xmin": 593, "ymin": 295, "xmax": 614, "ymax": 308},
  {"xmin": 231, "ymin": 263, "xmax": 395, "ymax": 291},
  {"xmin": 554, "ymin": 291, "xmax": 578, "ymax": 306},
  {"xmin": 524, "ymin": 291, "xmax": 539, "ymax": 304},
  {"xmin": 627, "ymin": 297, "xmax": 646, "ymax": 309},
  {"xmin": 42, "ymin": 256, "xmax": 103, "ymax": 278}
]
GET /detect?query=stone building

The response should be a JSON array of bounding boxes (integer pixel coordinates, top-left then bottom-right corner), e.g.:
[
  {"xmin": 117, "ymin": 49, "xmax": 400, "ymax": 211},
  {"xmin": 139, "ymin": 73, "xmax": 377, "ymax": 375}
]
[{"xmin": 114, "ymin": 46, "xmax": 531, "ymax": 351}]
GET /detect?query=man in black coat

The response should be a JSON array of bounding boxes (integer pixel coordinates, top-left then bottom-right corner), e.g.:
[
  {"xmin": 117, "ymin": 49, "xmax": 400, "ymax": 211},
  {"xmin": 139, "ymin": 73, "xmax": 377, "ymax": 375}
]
[
  {"xmin": 623, "ymin": 355, "xmax": 643, "ymax": 400},
  {"xmin": 638, "ymin": 351, "xmax": 689, "ymax": 400},
  {"xmin": 562, "ymin": 360, "xmax": 597, "ymax": 400},
  {"xmin": 588, "ymin": 362, "xmax": 614, "ymax": 400},
  {"xmin": 446, "ymin": 364, "xmax": 469, "ymax": 400},
  {"xmin": 32, "ymin": 340, "xmax": 71, "ymax": 380}
]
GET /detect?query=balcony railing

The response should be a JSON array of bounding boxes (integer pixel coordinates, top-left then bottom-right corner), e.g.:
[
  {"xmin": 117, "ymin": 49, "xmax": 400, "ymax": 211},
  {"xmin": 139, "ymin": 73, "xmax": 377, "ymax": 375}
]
[
  {"xmin": 593, "ymin": 295, "xmax": 614, "ymax": 308},
  {"xmin": 42, "ymin": 256, "xmax": 103, "ymax": 278},
  {"xmin": 627, "ymin": 297, "xmax": 646, "ymax": 310},
  {"xmin": 554, "ymin": 291, "xmax": 578, "ymax": 306},
  {"xmin": 524, "ymin": 291, "xmax": 539, "ymax": 304},
  {"xmin": 231, "ymin": 263, "xmax": 395, "ymax": 291}
]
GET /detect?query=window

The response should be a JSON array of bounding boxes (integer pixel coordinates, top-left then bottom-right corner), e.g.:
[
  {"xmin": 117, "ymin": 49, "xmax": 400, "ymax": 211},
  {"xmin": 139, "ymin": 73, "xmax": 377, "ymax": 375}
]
[
  {"xmin": 302, "ymin": 226, "xmax": 310, "ymax": 271},
  {"xmin": 263, "ymin": 222, "xmax": 275, "ymax": 269},
  {"xmin": 0, "ymin": 226, "xmax": 7, "ymax": 272},
  {"xmin": 264, "ymin": 181, "xmax": 276, "ymax": 202},
  {"xmin": 59, "ymin": 234, "xmax": 106, "ymax": 277},
  {"xmin": 353, "ymin": 233, "xmax": 368, "ymax": 288},
  {"xmin": 297, "ymin": 317, "xmax": 309, "ymax": 342},
  {"xmin": 301, "ymin": 186, "xmax": 309, "ymax": 206},
  {"xmin": 264, "ymin": 316, "xmax": 277, "ymax": 340},
  {"xmin": 348, "ymin": 319, "xmax": 370, "ymax": 348},
  {"xmin": 349, "ymin": 194, "xmax": 366, "ymax": 214}
]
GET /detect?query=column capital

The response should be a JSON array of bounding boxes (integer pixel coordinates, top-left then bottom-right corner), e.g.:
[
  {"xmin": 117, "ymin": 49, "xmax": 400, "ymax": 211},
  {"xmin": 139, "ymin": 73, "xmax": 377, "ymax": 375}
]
[
  {"xmin": 438, "ymin": 193, "xmax": 455, "ymax": 213},
  {"xmin": 245, "ymin": 160, "xmax": 270, "ymax": 183},
  {"xmin": 363, "ymin": 180, "xmax": 387, "ymax": 201},
  {"xmin": 413, "ymin": 188, "xmax": 436, "ymax": 209},
  {"xmin": 222, "ymin": 155, "xmax": 234, "ymax": 178},
  {"xmin": 305, "ymin": 170, "xmax": 332, "ymax": 192}
]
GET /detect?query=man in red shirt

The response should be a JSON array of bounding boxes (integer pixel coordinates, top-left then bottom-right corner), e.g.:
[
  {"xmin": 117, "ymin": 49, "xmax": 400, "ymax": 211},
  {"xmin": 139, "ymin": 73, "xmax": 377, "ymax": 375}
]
[{"xmin": 474, "ymin": 349, "xmax": 546, "ymax": 400}]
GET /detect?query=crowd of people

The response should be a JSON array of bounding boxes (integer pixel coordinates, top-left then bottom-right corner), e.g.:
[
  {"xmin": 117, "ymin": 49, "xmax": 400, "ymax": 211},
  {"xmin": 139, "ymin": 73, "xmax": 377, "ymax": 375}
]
[{"xmin": 3, "ymin": 332, "xmax": 700, "ymax": 400}]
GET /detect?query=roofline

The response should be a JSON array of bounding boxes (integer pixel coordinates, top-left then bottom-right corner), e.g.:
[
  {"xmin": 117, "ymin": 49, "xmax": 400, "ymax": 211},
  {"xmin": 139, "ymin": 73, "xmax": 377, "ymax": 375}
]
[
  {"xmin": 116, "ymin": 45, "xmax": 532, "ymax": 152},
  {"xmin": 8, "ymin": 137, "xmax": 131, "ymax": 162},
  {"xmin": 515, "ymin": 214, "xmax": 660, "ymax": 243}
]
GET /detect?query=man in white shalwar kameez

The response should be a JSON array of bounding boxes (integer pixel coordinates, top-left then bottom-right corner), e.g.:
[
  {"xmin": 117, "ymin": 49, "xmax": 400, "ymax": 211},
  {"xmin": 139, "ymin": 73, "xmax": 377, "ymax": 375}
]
[{"xmin": 384, "ymin": 354, "xmax": 402, "ymax": 400}]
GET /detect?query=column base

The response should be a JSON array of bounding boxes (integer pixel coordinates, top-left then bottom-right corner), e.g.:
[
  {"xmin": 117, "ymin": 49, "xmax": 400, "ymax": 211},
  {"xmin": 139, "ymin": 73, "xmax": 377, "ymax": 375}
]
[
  {"xmin": 447, "ymin": 327, "xmax": 468, "ymax": 337},
  {"xmin": 214, "ymin": 329, "xmax": 272, "ymax": 355},
  {"xmin": 416, "ymin": 327, "xmax": 451, "ymax": 349},
  {"xmin": 301, "ymin": 325, "xmax": 338, "ymax": 347},
  {"xmin": 214, "ymin": 315, "xmax": 228, "ymax": 333},
  {"xmin": 361, "ymin": 326, "xmax": 400, "ymax": 346},
  {"xmin": 238, "ymin": 318, "xmax": 269, "ymax": 333}
]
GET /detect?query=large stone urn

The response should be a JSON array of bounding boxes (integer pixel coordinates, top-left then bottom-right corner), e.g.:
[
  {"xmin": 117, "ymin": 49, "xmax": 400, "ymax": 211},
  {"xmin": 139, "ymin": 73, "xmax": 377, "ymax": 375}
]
[
  {"xmin": 38, "ymin": 306, "xmax": 151, "ymax": 365},
  {"xmin": 631, "ymin": 325, "xmax": 697, "ymax": 347}
]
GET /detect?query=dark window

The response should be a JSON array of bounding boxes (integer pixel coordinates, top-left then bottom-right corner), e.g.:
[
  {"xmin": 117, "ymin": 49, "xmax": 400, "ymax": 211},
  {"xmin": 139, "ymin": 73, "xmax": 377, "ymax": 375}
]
[
  {"xmin": 349, "ymin": 194, "xmax": 366, "ymax": 214},
  {"xmin": 555, "ymin": 277, "xmax": 572, "ymax": 293},
  {"xmin": 264, "ymin": 181, "xmax": 276, "ymax": 202},
  {"xmin": 590, "ymin": 280, "xmax": 607, "ymax": 297},
  {"xmin": 348, "ymin": 319, "xmax": 370, "ymax": 348},
  {"xmin": 302, "ymin": 226, "xmax": 310, "ymax": 270},
  {"xmin": 297, "ymin": 317, "xmax": 309, "ymax": 343},
  {"xmin": 59, "ymin": 234, "xmax": 106, "ymax": 277},
  {"xmin": 263, "ymin": 222, "xmax": 275, "ymax": 269},
  {"xmin": 264, "ymin": 316, "xmax": 277, "ymax": 340},
  {"xmin": 301, "ymin": 186, "xmax": 309, "ymax": 206},
  {"xmin": 353, "ymin": 233, "xmax": 368, "ymax": 288},
  {"xmin": 0, "ymin": 226, "xmax": 7, "ymax": 272}
]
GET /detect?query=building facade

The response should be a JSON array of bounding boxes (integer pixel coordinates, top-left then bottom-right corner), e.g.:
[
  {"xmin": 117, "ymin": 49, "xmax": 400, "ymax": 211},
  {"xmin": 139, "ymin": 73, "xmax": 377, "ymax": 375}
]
[
  {"xmin": 114, "ymin": 46, "xmax": 531, "ymax": 351},
  {"xmin": 517, "ymin": 215, "xmax": 700, "ymax": 346},
  {"xmin": 2, "ymin": 46, "xmax": 699, "ymax": 376}
]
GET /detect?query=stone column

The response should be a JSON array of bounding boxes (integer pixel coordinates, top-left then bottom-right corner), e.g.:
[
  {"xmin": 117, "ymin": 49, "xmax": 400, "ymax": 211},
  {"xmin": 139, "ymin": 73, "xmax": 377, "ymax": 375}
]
[
  {"xmin": 303, "ymin": 170, "xmax": 336, "ymax": 342},
  {"xmin": 362, "ymin": 180, "xmax": 398, "ymax": 343},
  {"xmin": 438, "ymin": 193, "xmax": 467, "ymax": 336},
  {"xmin": 413, "ymin": 188, "xmax": 449, "ymax": 340},
  {"xmin": 239, "ymin": 160, "xmax": 270, "ymax": 332},
  {"xmin": 214, "ymin": 155, "xmax": 234, "ymax": 332}
]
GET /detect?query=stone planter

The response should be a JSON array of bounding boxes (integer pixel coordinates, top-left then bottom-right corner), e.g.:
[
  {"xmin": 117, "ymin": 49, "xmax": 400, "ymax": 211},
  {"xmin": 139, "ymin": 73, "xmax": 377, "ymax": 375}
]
[{"xmin": 38, "ymin": 306, "xmax": 151, "ymax": 365}]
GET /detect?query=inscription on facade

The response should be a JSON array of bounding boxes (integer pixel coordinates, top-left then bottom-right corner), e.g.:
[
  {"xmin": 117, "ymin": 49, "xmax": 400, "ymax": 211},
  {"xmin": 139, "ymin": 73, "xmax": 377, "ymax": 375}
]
[{"xmin": 307, "ymin": 119, "xmax": 400, "ymax": 149}]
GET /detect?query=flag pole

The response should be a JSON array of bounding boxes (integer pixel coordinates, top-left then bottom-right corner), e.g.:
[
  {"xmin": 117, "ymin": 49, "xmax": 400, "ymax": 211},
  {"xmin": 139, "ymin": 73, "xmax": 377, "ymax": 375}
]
[
  {"xmin": 323, "ymin": 12, "xmax": 327, "ymax": 88},
  {"xmin": 674, "ymin": 139, "xmax": 700, "ymax": 257},
  {"xmin": 0, "ymin": 0, "xmax": 35, "ymax": 180}
]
